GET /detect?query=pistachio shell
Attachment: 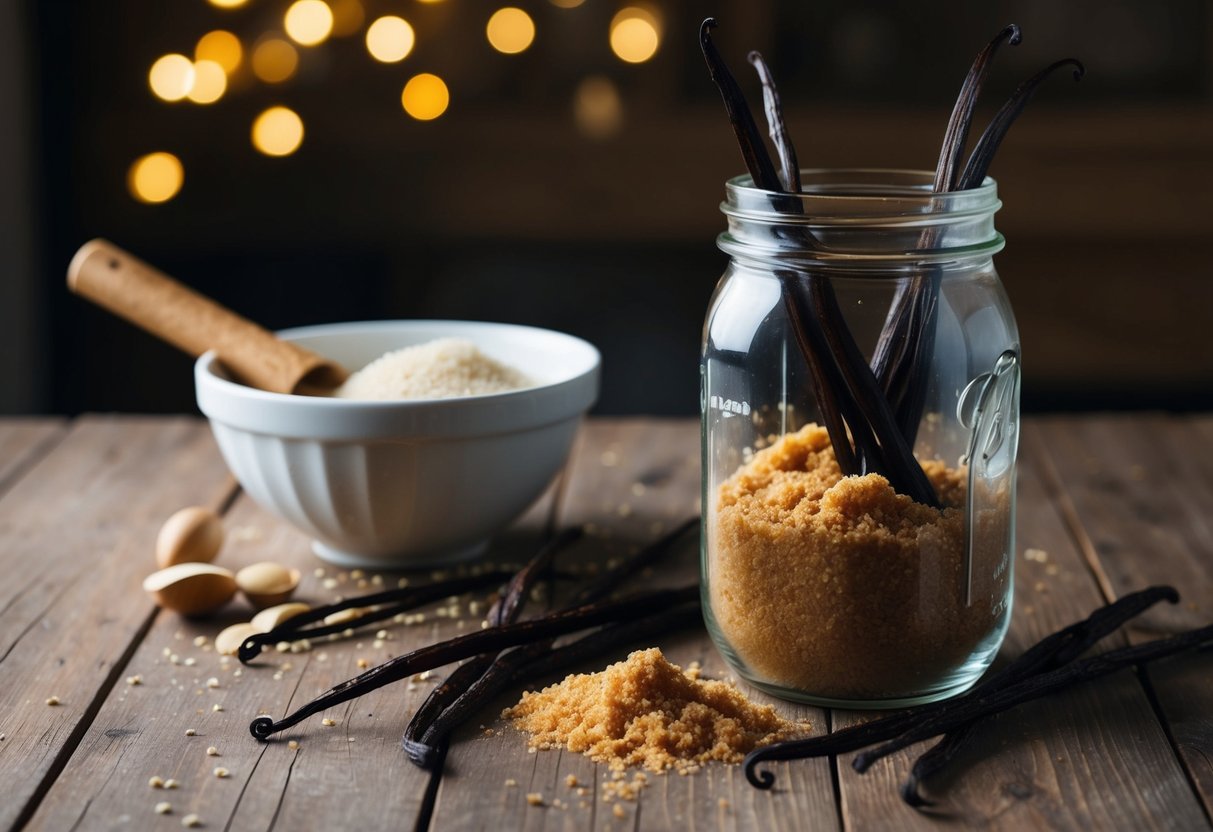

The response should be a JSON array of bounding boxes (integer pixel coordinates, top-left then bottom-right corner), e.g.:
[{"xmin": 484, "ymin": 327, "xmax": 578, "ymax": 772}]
[
  {"xmin": 251, "ymin": 602, "xmax": 311, "ymax": 633},
  {"xmin": 143, "ymin": 563, "xmax": 237, "ymax": 617},
  {"xmin": 235, "ymin": 562, "xmax": 301, "ymax": 609},
  {"xmin": 156, "ymin": 507, "xmax": 224, "ymax": 569},
  {"xmin": 215, "ymin": 622, "xmax": 262, "ymax": 656}
]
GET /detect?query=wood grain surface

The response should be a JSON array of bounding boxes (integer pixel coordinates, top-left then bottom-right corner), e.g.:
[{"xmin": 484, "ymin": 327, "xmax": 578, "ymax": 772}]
[{"xmin": 1, "ymin": 415, "xmax": 1210, "ymax": 832}]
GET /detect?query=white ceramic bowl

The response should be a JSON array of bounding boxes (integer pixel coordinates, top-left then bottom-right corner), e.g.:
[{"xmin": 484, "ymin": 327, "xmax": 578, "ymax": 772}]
[{"xmin": 195, "ymin": 320, "xmax": 600, "ymax": 568}]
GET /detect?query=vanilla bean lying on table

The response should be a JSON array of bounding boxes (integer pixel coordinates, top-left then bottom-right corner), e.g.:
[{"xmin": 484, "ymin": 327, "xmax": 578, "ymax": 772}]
[
  {"xmin": 403, "ymin": 517, "xmax": 699, "ymax": 768},
  {"xmin": 400, "ymin": 527, "xmax": 583, "ymax": 765},
  {"xmin": 249, "ymin": 584, "xmax": 700, "ymax": 740},
  {"xmin": 236, "ymin": 571, "xmax": 516, "ymax": 662},
  {"xmin": 743, "ymin": 586, "xmax": 1186, "ymax": 791}
]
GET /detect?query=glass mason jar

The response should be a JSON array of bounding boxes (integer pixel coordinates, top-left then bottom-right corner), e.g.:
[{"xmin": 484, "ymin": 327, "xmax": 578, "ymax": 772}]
[{"xmin": 701, "ymin": 169, "xmax": 1019, "ymax": 708}]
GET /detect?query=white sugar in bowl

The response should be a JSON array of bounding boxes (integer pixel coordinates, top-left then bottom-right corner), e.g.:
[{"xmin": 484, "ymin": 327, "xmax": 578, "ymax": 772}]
[{"xmin": 195, "ymin": 320, "xmax": 599, "ymax": 568}]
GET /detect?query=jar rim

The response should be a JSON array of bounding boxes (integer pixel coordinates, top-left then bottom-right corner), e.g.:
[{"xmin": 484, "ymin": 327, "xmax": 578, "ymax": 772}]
[
  {"xmin": 723, "ymin": 168, "xmax": 1000, "ymax": 226},
  {"xmin": 719, "ymin": 168, "xmax": 1004, "ymax": 267}
]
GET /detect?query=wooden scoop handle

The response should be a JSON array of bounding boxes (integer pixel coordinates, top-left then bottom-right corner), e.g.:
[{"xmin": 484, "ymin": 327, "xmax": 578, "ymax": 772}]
[{"xmin": 67, "ymin": 239, "xmax": 348, "ymax": 395}]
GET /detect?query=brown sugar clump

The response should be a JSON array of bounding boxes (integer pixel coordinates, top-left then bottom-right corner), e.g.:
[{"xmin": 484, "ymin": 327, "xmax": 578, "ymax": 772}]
[
  {"xmin": 502, "ymin": 648, "xmax": 809, "ymax": 774},
  {"xmin": 710, "ymin": 424, "xmax": 1008, "ymax": 700}
]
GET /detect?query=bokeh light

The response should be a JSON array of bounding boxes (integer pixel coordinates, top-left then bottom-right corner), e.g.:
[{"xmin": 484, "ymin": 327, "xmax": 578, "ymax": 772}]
[
  {"xmin": 329, "ymin": 0, "xmax": 365, "ymax": 37},
  {"xmin": 187, "ymin": 60, "xmax": 227, "ymax": 104},
  {"xmin": 252, "ymin": 38, "xmax": 299, "ymax": 83},
  {"xmin": 609, "ymin": 7, "xmax": 661, "ymax": 64},
  {"xmin": 207, "ymin": 0, "xmax": 248, "ymax": 8},
  {"xmin": 284, "ymin": 0, "xmax": 334, "ymax": 47},
  {"xmin": 574, "ymin": 75, "xmax": 624, "ymax": 138},
  {"xmin": 252, "ymin": 106, "xmax": 305, "ymax": 156},
  {"xmin": 148, "ymin": 54, "xmax": 195, "ymax": 102},
  {"xmin": 128, "ymin": 153, "xmax": 184, "ymax": 204},
  {"xmin": 195, "ymin": 31, "xmax": 243, "ymax": 74},
  {"xmin": 486, "ymin": 8, "xmax": 535, "ymax": 55},
  {"xmin": 401, "ymin": 73, "xmax": 449, "ymax": 121},
  {"xmin": 366, "ymin": 16, "xmax": 415, "ymax": 63}
]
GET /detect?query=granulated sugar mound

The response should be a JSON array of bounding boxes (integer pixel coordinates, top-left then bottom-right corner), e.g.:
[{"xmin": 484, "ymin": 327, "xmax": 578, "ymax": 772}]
[
  {"xmin": 502, "ymin": 648, "xmax": 810, "ymax": 774},
  {"xmin": 334, "ymin": 338, "xmax": 532, "ymax": 400}
]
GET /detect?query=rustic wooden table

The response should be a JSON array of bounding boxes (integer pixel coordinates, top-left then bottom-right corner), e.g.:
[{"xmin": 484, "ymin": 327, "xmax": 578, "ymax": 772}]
[{"xmin": 1, "ymin": 414, "xmax": 1210, "ymax": 831}]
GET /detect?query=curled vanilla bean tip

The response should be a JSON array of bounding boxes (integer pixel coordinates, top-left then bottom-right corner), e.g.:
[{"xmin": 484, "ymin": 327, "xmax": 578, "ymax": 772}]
[
  {"xmin": 1004, "ymin": 23, "xmax": 1023, "ymax": 46},
  {"xmin": 238, "ymin": 637, "xmax": 265, "ymax": 664},
  {"xmin": 402, "ymin": 738, "xmax": 441, "ymax": 769},
  {"xmin": 744, "ymin": 756, "xmax": 776, "ymax": 789},
  {"xmin": 250, "ymin": 717, "xmax": 274, "ymax": 741},
  {"xmin": 901, "ymin": 776, "xmax": 934, "ymax": 808}
]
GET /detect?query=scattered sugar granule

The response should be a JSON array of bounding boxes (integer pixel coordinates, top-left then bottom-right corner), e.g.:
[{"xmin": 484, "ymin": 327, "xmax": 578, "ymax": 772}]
[
  {"xmin": 288, "ymin": 740, "xmax": 300, "ymax": 750},
  {"xmin": 45, "ymin": 696, "xmax": 60, "ymax": 706},
  {"xmin": 525, "ymin": 793, "xmax": 544, "ymax": 807},
  {"xmin": 164, "ymin": 779, "xmax": 179, "ymax": 790},
  {"xmin": 184, "ymin": 729, "xmax": 196, "ymax": 737},
  {"xmin": 181, "ymin": 813, "xmax": 201, "ymax": 828},
  {"xmin": 206, "ymin": 746, "xmax": 219, "ymax": 756},
  {"xmin": 213, "ymin": 767, "xmax": 229, "ymax": 778},
  {"xmin": 149, "ymin": 776, "xmax": 165, "ymax": 789},
  {"xmin": 127, "ymin": 675, "xmax": 143, "ymax": 686},
  {"xmin": 322, "ymin": 718, "xmax": 336, "ymax": 727},
  {"xmin": 565, "ymin": 774, "xmax": 579, "ymax": 788},
  {"xmin": 206, "ymin": 678, "xmax": 219, "ymax": 689},
  {"xmin": 504, "ymin": 778, "xmax": 517, "ymax": 787},
  {"xmin": 155, "ymin": 802, "xmax": 172, "ymax": 815}
]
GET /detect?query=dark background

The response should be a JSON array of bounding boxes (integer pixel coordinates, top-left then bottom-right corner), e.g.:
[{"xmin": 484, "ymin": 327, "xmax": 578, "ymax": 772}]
[{"xmin": 2, "ymin": 0, "xmax": 1211, "ymax": 416}]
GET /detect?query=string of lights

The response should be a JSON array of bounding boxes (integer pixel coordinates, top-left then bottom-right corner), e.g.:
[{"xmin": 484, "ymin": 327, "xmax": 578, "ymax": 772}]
[{"xmin": 128, "ymin": 0, "xmax": 665, "ymax": 205}]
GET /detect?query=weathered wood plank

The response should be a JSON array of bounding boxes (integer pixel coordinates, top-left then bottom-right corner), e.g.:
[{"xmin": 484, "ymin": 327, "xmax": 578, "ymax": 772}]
[
  {"xmin": 23, "ymin": 437, "xmax": 559, "ymax": 832},
  {"xmin": 0, "ymin": 416, "xmax": 235, "ymax": 832},
  {"xmin": 1031, "ymin": 413, "xmax": 1213, "ymax": 818},
  {"xmin": 0, "ymin": 418, "xmax": 67, "ymax": 494},
  {"xmin": 831, "ymin": 422, "xmax": 1210, "ymax": 830},
  {"xmin": 430, "ymin": 419, "xmax": 839, "ymax": 832}
]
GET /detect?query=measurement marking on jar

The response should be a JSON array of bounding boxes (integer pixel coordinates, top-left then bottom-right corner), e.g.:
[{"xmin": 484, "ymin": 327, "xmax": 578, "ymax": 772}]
[{"xmin": 709, "ymin": 396, "xmax": 751, "ymax": 418}]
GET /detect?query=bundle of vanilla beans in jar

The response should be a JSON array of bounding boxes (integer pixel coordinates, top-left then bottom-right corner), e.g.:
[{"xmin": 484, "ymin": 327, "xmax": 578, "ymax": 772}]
[{"xmin": 701, "ymin": 20, "xmax": 1083, "ymax": 508}]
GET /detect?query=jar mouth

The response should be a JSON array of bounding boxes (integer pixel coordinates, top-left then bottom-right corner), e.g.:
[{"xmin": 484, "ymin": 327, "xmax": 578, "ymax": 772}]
[
  {"xmin": 722, "ymin": 168, "xmax": 1000, "ymax": 226},
  {"xmin": 719, "ymin": 168, "xmax": 1003, "ymax": 266}
]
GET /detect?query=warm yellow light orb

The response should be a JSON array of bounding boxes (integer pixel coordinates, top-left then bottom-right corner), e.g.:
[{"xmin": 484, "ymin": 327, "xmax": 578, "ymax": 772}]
[
  {"xmin": 187, "ymin": 60, "xmax": 227, "ymax": 104},
  {"xmin": 207, "ymin": 0, "xmax": 248, "ymax": 8},
  {"xmin": 486, "ymin": 7, "xmax": 535, "ymax": 54},
  {"xmin": 329, "ymin": 0, "xmax": 365, "ymax": 37},
  {"xmin": 128, "ymin": 152, "xmax": 184, "ymax": 204},
  {"xmin": 284, "ymin": 0, "xmax": 334, "ymax": 46},
  {"xmin": 252, "ymin": 106, "xmax": 305, "ymax": 156},
  {"xmin": 148, "ymin": 54, "xmax": 195, "ymax": 102},
  {"xmin": 574, "ymin": 75, "xmax": 623, "ymax": 138},
  {"xmin": 252, "ymin": 38, "xmax": 299, "ymax": 83},
  {"xmin": 609, "ymin": 8, "xmax": 660, "ymax": 64},
  {"xmin": 365, "ymin": 16, "xmax": 415, "ymax": 63},
  {"xmin": 195, "ymin": 31, "xmax": 243, "ymax": 74},
  {"xmin": 401, "ymin": 73, "xmax": 449, "ymax": 121}
]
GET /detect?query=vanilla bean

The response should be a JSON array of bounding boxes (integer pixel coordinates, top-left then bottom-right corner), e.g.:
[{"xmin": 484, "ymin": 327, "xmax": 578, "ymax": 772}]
[
  {"xmin": 933, "ymin": 24, "xmax": 1022, "ymax": 192},
  {"xmin": 249, "ymin": 584, "xmax": 699, "ymax": 740},
  {"xmin": 870, "ymin": 24, "xmax": 1023, "ymax": 449},
  {"xmin": 748, "ymin": 50, "xmax": 800, "ymax": 193},
  {"xmin": 510, "ymin": 602, "xmax": 703, "ymax": 681},
  {"xmin": 700, "ymin": 18, "xmax": 782, "ymax": 191},
  {"xmin": 852, "ymin": 622, "xmax": 1213, "ymax": 773},
  {"xmin": 743, "ymin": 585, "xmax": 1181, "ymax": 789},
  {"xmin": 957, "ymin": 59, "xmax": 1085, "ymax": 190},
  {"xmin": 237, "ymin": 571, "xmax": 515, "ymax": 663},
  {"xmin": 404, "ymin": 519, "xmax": 699, "ymax": 766},
  {"xmin": 898, "ymin": 585, "xmax": 1178, "ymax": 805},
  {"xmin": 401, "ymin": 528, "xmax": 582, "ymax": 766},
  {"xmin": 808, "ymin": 277, "xmax": 940, "ymax": 506}
]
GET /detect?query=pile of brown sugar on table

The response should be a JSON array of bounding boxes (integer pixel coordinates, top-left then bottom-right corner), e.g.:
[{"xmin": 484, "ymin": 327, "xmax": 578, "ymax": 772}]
[{"xmin": 502, "ymin": 647, "xmax": 810, "ymax": 775}]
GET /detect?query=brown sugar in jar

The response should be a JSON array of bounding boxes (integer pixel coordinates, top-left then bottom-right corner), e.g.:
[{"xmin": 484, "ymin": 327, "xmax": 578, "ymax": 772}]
[{"xmin": 706, "ymin": 424, "xmax": 1010, "ymax": 705}]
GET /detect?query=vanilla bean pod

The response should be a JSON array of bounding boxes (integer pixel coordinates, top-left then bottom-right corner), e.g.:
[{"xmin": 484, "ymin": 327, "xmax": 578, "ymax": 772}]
[
  {"xmin": 851, "ymin": 622, "xmax": 1213, "ymax": 773},
  {"xmin": 401, "ymin": 528, "xmax": 582, "ymax": 766},
  {"xmin": 249, "ymin": 584, "xmax": 699, "ymax": 740},
  {"xmin": 700, "ymin": 18, "xmax": 781, "ymax": 191},
  {"xmin": 510, "ymin": 602, "xmax": 704, "ymax": 682},
  {"xmin": 237, "ymin": 571, "xmax": 515, "ymax": 662},
  {"xmin": 404, "ymin": 518, "xmax": 699, "ymax": 767},
  {"xmin": 869, "ymin": 25, "xmax": 1021, "ymax": 450},
  {"xmin": 748, "ymin": 50, "xmax": 800, "ymax": 193},
  {"xmin": 899, "ymin": 584, "xmax": 1177, "ymax": 805},
  {"xmin": 957, "ymin": 59, "xmax": 1085, "ymax": 189},
  {"xmin": 743, "ymin": 585, "xmax": 1181, "ymax": 789}
]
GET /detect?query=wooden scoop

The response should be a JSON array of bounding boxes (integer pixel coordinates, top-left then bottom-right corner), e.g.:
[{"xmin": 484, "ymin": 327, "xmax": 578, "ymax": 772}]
[{"xmin": 67, "ymin": 239, "xmax": 348, "ymax": 395}]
